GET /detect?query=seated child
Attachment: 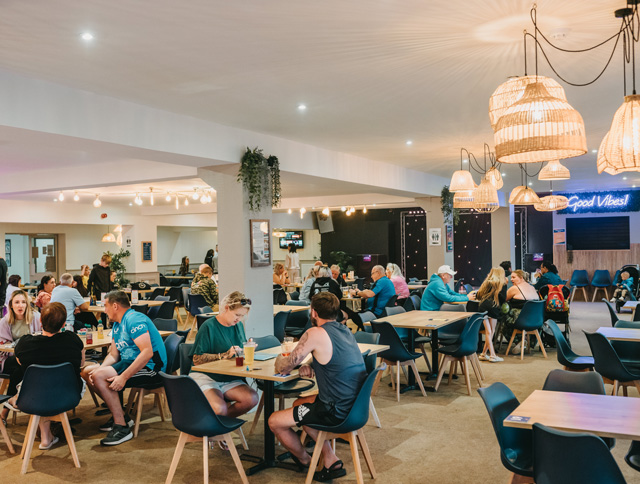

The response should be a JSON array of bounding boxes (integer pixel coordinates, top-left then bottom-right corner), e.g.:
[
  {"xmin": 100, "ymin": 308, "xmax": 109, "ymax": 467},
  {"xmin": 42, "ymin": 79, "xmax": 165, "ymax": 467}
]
[{"xmin": 611, "ymin": 271, "xmax": 634, "ymax": 302}]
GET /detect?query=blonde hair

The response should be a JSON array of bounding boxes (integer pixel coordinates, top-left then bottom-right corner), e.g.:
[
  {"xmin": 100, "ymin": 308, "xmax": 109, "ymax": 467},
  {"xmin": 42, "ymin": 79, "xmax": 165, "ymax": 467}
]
[
  {"xmin": 512, "ymin": 269, "xmax": 527, "ymax": 282},
  {"xmin": 273, "ymin": 263, "xmax": 284, "ymax": 274},
  {"xmin": 101, "ymin": 253, "xmax": 112, "ymax": 264},
  {"xmin": 220, "ymin": 291, "xmax": 252, "ymax": 312},
  {"xmin": 7, "ymin": 290, "xmax": 35, "ymax": 326},
  {"xmin": 306, "ymin": 266, "xmax": 319, "ymax": 280},
  {"xmin": 477, "ymin": 267, "xmax": 506, "ymax": 306},
  {"xmin": 386, "ymin": 263, "xmax": 403, "ymax": 278}
]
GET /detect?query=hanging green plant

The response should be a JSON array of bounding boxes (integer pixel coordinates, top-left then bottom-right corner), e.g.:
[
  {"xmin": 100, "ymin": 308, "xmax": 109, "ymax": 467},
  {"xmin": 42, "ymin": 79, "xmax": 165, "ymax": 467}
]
[
  {"xmin": 441, "ymin": 185, "xmax": 460, "ymax": 225},
  {"xmin": 237, "ymin": 147, "xmax": 282, "ymax": 212}
]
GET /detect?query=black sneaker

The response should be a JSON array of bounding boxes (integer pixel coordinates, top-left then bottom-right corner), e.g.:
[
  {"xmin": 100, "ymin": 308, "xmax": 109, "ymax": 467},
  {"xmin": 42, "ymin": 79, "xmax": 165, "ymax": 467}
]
[
  {"xmin": 100, "ymin": 424, "xmax": 133, "ymax": 446},
  {"xmin": 99, "ymin": 416, "xmax": 134, "ymax": 432}
]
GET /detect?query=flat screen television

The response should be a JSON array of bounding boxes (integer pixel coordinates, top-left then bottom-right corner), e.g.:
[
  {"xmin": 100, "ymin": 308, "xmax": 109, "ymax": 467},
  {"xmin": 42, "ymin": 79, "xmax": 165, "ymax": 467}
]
[
  {"xmin": 566, "ymin": 216, "xmax": 630, "ymax": 250},
  {"xmin": 279, "ymin": 231, "xmax": 304, "ymax": 249}
]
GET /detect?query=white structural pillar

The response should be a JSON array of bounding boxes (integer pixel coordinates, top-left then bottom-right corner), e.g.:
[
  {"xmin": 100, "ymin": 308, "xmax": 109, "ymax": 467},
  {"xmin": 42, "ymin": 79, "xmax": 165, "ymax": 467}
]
[
  {"xmin": 120, "ymin": 222, "xmax": 159, "ymax": 282},
  {"xmin": 198, "ymin": 168, "xmax": 273, "ymax": 337}
]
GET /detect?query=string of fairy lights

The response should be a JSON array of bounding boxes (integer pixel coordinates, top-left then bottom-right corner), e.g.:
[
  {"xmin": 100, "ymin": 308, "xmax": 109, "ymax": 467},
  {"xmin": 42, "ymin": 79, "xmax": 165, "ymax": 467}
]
[{"xmin": 53, "ymin": 187, "xmax": 215, "ymax": 210}]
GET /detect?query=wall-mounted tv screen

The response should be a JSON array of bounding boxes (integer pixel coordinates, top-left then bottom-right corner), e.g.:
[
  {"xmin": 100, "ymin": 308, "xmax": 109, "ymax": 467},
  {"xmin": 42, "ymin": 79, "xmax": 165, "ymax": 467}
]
[
  {"xmin": 566, "ymin": 216, "xmax": 630, "ymax": 250},
  {"xmin": 279, "ymin": 231, "xmax": 304, "ymax": 249}
]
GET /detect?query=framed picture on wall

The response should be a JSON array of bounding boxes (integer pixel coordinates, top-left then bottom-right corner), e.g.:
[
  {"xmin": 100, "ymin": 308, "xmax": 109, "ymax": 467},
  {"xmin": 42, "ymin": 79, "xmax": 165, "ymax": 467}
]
[
  {"xmin": 141, "ymin": 241, "xmax": 153, "ymax": 262},
  {"xmin": 250, "ymin": 219, "xmax": 271, "ymax": 267}
]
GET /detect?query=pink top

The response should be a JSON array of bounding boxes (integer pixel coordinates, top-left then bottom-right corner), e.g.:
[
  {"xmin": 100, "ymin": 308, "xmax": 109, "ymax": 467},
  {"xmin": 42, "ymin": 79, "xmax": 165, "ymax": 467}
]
[
  {"xmin": 0, "ymin": 312, "xmax": 42, "ymax": 372},
  {"xmin": 391, "ymin": 275, "xmax": 410, "ymax": 298}
]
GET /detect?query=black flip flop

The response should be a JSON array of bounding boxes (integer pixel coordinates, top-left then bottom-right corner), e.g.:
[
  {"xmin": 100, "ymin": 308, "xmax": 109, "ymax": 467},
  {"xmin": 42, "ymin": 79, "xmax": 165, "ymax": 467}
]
[{"xmin": 314, "ymin": 460, "xmax": 347, "ymax": 482}]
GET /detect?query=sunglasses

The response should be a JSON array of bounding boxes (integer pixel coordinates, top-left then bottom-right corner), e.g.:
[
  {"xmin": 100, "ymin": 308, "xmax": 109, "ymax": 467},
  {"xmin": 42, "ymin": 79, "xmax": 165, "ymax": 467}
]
[{"xmin": 240, "ymin": 298, "xmax": 252, "ymax": 306}]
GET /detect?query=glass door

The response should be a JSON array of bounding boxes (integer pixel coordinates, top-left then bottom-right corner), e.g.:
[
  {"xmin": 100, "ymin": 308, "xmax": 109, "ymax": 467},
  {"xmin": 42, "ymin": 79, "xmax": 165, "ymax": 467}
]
[{"xmin": 30, "ymin": 235, "xmax": 58, "ymax": 283}]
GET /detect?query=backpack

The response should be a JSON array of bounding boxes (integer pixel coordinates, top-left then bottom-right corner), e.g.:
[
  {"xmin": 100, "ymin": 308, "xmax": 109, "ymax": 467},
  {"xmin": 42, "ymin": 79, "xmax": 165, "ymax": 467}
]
[{"xmin": 545, "ymin": 284, "xmax": 569, "ymax": 312}]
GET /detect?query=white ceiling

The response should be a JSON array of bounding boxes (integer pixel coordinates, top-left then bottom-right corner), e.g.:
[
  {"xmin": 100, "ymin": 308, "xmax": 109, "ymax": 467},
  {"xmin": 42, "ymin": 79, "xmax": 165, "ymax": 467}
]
[{"xmin": 0, "ymin": 0, "xmax": 636, "ymax": 198}]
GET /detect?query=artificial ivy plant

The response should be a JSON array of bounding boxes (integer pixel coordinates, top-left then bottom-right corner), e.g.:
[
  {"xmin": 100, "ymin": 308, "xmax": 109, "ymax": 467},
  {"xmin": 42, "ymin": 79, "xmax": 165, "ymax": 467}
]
[
  {"xmin": 106, "ymin": 249, "xmax": 131, "ymax": 288},
  {"xmin": 441, "ymin": 185, "xmax": 460, "ymax": 225},
  {"xmin": 237, "ymin": 147, "xmax": 282, "ymax": 212}
]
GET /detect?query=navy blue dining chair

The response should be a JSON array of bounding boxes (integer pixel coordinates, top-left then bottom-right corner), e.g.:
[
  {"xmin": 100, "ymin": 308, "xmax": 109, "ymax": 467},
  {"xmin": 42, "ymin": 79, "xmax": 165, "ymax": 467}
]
[
  {"xmin": 569, "ymin": 270, "xmax": 590, "ymax": 303},
  {"xmin": 178, "ymin": 343, "xmax": 194, "ymax": 375},
  {"xmin": 603, "ymin": 299, "xmax": 621, "ymax": 326},
  {"xmin": 625, "ymin": 440, "xmax": 640, "ymax": 472},
  {"xmin": 585, "ymin": 330, "xmax": 640, "ymax": 396},
  {"xmin": 161, "ymin": 373, "xmax": 249, "ymax": 484},
  {"xmin": 148, "ymin": 300, "xmax": 176, "ymax": 321},
  {"xmin": 153, "ymin": 317, "xmax": 178, "ymax": 332},
  {"xmin": 273, "ymin": 310, "xmax": 291, "ymax": 342},
  {"xmin": 591, "ymin": 269, "xmax": 612, "ymax": 302},
  {"xmin": 284, "ymin": 308, "xmax": 310, "ymax": 339},
  {"xmin": 355, "ymin": 333, "xmax": 382, "ymax": 428},
  {"xmin": 544, "ymin": 320, "xmax": 594, "ymax": 371},
  {"xmin": 187, "ymin": 293, "xmax": 208, "ymax": 332},
  {"xmin": 371, "ymin": 321, "xmax": 427, "ymax": 401},
  {"xmin": 505, "ymin": 300, "xmax": 547, "ymax": 360},
  {"xmin": 302, "ymin": 365, "xmax": 384, "ymax": 484},
  {"xmin": 532, "ymin": 423, "xmax": 626, "ymax": 484},
  {"xmin": 434, "ymin": 313, "xmax": 485, "ymax": 395},
  {"xmin": 17, "ymin": 362, "xmax": 82, "ymax": 474},
  {"xmin": 478, "ymin": 382, "xmax": 532, "ymax": 482}
]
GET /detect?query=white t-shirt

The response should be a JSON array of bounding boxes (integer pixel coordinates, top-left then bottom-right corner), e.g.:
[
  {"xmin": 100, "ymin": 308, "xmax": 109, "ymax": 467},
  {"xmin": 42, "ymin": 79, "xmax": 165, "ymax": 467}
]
[{"xmin": 285, "ymin": 252, "xmax": 300, "ymax": 270}]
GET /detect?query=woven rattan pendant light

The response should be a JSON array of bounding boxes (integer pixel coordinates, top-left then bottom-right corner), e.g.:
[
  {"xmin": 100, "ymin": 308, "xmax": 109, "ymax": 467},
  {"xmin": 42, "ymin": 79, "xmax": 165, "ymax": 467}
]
[
  {"xmin": 597, "ymin": 95, "xmax": 640, "ymax": 174},
  {"xmin": 449, "ymin": 169, "xmax": 475, "ymax": 192},
  {"xmin": 489, "ymin": 75, "xmax": 567, "ymax": 132},
  {"xmin": 453, "ymin": 186, "xmax": 476, "ymax": 209},
  {"xmin": 508, "ymin": 185, "xmax": 525, "ymax": 204},
  {"xmin": 511, "ymin": 186, "xmax": 541, "ymax": 205},
  {"xmin": 472, "ymin": 177, "xmax": 500, "ymax": 213},
  {"xmin": 534, "ymin": 194, "xmax": 569, "ymax": 211},
  {"xmin": 494, "ymin": 81, "xmax": 587, "ymax": 164},
  {"xmin": 484, "ymin": 166, "xmax": 504, "ymax": 189},
  {"xmin": 539, "ymin": 159, "xmax": 571, "ymax": 180}
]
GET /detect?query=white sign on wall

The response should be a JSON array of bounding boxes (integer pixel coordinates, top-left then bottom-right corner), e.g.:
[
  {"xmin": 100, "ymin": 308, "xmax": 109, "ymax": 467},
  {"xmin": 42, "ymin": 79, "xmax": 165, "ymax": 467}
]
[
  {"xmin": 125, "ymin": 236, "xmax": 132, "ymax": 248},
  {"xmin": 429, "ymin": 228, "xmax": 442, "ymax": 246}
]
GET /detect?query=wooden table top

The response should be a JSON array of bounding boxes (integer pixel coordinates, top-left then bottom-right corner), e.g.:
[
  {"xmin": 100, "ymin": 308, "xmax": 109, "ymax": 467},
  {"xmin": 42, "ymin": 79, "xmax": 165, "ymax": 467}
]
[
  {"xmin": 407, "ymin": 284, "xmax": 427, "ymax": 290},
  {"xmin": 165, "ymin": 275, "xmax": 194, "ymax": 279},
  {"xmin": 503, "ymin": 389, "xmax": 640, "ymax": 440},
  {"xmin": 201, "ymin": 304, "xmax": 309, "ymax": 319},
  {"xmin": 21, "ymin": 285, "xmax": 37, "ymax": 290},
  {"xmin": 0, "ymin": 330, "xmax": 173, "ymax": 354},
  {"xmin": 191, "ymin": 342, "xmax": 388, "ymax": 382},
  {"xmin": 370, "ymin": 310, "xmax": 475, "ymax": 330},
  {"xmin": 86, "ymin": 300, "xmax": 165, "ymax": 313},
  {"xmin": 622, "ymin": 301, "xmax": 640, "ymax": 309},
  {"xmin": 597, "ymin": 326, "xmax": 640, "ymax": 342}
]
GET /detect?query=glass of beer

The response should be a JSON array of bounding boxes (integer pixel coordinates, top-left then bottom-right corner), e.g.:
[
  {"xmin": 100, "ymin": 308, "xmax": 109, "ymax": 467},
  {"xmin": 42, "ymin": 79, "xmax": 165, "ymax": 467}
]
[
  {"xmin": 281, "ymin": 337, "xmax": 294, "ymax": 356},
  {"xmin": 243, "ymin": 341, "xmax": 257, "ymax": 366}
]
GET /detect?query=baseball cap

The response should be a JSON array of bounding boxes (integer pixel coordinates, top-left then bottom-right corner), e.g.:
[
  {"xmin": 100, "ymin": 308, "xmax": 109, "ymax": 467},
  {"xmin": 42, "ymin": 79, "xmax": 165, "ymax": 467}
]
[{"xmin": 437, "ymin": 265, "xmax": 456, "ymax": 276}]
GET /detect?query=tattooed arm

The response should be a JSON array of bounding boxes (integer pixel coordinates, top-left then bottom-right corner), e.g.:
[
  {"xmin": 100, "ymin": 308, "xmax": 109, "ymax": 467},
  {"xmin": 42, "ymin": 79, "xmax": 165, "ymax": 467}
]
[
  {"xmin": 275, "ymin": 330, "xmax": 316, "ymax": 375},
  {"xmin": 193, "ymin": 346, "xmax": 236, "ymax": 366}
]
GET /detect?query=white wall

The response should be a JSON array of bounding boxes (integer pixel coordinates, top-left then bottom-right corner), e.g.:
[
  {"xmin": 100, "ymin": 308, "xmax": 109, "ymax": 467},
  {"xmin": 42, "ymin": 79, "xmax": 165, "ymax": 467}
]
[
  {"xmin": 157, "ymin": 226, "xmax": 217, "ymax": 267},
  {"xmin": 5, "ymin": 234, "xmax": 29, "ymax": 282},
  {"xmin": 271, "ymin": 229, "xmax": 322, "ymax": 265}
]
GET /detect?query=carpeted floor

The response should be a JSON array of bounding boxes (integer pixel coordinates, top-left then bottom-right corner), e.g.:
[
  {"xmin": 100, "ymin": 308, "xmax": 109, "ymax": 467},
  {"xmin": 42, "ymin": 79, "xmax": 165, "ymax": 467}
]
[{"xmin": 1, "ymin": 302, "xmax": 639, "ymax": 483}]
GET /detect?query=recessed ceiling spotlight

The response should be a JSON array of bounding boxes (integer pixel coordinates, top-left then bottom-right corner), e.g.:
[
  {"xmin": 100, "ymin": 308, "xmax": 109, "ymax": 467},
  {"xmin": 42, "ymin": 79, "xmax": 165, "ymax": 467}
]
[
  {"xmin": 81, "ymin": 32, "xmax": 94, "ymax": 41},
  {"xmin": 406, "ymin": 140, "xmax": 413, "ymax": 146},
  {"xmin": 53, "ymin": 198, "xmax": 58, "ymax": 202},
  {"xmin": 129, "ymin": 202, "xmax": 133, "ymax": 206},
  {"xmin": 462, "ymin": 159, "xmax": 468, "ymax": 163},
  {"xmin": 297, "ymin": 104, "xmax": 307, "ymax": 111},
  {"xmin": 501, "ymin": 173, "xmax": 507, "ymax": 177},
  {"xmin": 633, "ymin": 185, "xmax": 637, "ymax": 188},
  {"xmin": 528, "ymin": 182, "xmax": 533, "ymax": 186},
  {"xmin": 623, "ymin": 176, "xmax": 628, "ymax": 180},
  {"xmin": 592, "ymin": 149, "xmax": 597, "ymax": 153}
]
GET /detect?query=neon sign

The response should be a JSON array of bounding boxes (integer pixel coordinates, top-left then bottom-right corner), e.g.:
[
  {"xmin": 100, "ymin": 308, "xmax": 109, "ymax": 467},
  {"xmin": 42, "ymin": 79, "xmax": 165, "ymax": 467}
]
[{"xmin": 566, "ymin": 193, "xmax": 630, "ymax": 212}]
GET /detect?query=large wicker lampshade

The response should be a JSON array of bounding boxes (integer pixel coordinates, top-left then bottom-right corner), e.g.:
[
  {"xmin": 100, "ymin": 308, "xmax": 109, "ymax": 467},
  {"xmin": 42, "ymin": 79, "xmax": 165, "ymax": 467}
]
[
  {"xmin": 489, "ymin": 75, "xmax": 567, "ymax": 132},
  {"xmin": 472, "ymin": 177, "xmax": 499, "ymax": 213},
  {"xmin": 539, "ymin": 159, "xmax": 571, "ymax": 180},
  {"xmin": 534, "ymin": 194, "xmax": 569, "ymax": 211},
  {"xmin": 597, "ymin": 95, "xmax": 640, "ymax": 174},
  {"xmin": 508, "ymin": 186, "xmax": 525, "ymax": 204},
  {"xmin": 485, "ymin": 166, "xmax": 504, "ymax": 189},
  {"xmin": 449, "ymin": 169, "xmax": 475, "ymax": 192},
  {"xmin": 453, "ymin": 182, "xmax": 476, "ymax": 209},
  {"xmin": 494, "ymin": 82, "xmax": 587, "ymax": 164},
  {"xmin": 510, "ymin": 186, "xmax": 541, "ymax": 205}
]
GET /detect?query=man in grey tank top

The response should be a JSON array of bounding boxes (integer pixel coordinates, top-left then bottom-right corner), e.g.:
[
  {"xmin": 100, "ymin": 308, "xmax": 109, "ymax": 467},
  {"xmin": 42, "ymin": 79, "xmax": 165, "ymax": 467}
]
[{"xmin": 269, "ymin": 292, "xmax": 366, "ymax": 482}]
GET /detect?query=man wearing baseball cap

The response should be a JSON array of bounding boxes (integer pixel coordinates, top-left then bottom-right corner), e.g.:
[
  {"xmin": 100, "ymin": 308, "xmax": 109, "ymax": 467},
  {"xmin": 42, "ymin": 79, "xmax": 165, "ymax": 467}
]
[{"xmin": 420, "ymin": 265, "xmax": 476, "ymax": 310}]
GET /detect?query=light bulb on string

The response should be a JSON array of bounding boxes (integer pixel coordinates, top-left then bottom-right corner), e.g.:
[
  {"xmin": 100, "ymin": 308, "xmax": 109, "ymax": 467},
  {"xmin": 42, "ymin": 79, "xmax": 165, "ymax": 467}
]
[
  {"xmin": 363, "ymin": 206, "xmax": 367, "ymax": 213},
  {"xmin": 149, "ymin": 188, "xmax": 154, "ymax": 206},
  {"xmin": 58, "ymin": 191, "xmax": 64, "ymax": 201},
  {"xmin": 184, "ymin": 198, "xmax": 189, "ymax": 206},
  {"xmin": 175, "ymin": 196, "xmax": 179, "ymax": 210},
  {"xmin": 93, "ymin": 195, "xmax": 102, "ymax": 208},
  {"xmin": 192, "ymin": 190, "xmax": 199, "ymax": 200},
  {"xmin": 322, "ymin": 207, "xmax": 330, "ymax": 216},
  {"xmin": 73, "ymin": 192, "xmax": 79, "ymax": 202},
  {"xmin": 165, "ymin": 193, "xmax": 172, "ymax": 202},
  {"xmin": 287, "ymin": 208, "xmax": 292, "ymax": 214}
]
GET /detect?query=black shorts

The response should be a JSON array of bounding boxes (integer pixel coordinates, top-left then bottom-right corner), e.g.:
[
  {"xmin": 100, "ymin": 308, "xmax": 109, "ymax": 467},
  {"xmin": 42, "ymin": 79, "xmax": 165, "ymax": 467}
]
[
  {"xmin": 112, "ymin": 360, "xmax": 163, "ymax": 388},
  {"xmin": 293, "ymin": 399, "xmax": 344, "ymax": 428}
]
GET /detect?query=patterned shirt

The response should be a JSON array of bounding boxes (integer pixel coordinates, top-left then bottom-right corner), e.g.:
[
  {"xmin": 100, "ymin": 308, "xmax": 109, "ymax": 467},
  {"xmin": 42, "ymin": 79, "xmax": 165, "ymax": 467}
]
[{"xmin": 190, "ymin": 273, "xmax": 219, "ymax": 307}]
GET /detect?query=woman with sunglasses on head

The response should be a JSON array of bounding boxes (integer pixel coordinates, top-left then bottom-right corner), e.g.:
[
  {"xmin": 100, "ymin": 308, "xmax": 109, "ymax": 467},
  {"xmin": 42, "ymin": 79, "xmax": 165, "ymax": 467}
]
[{"xmin": 188, "ymin": 291, "xmax": 259, "ymax": 425}]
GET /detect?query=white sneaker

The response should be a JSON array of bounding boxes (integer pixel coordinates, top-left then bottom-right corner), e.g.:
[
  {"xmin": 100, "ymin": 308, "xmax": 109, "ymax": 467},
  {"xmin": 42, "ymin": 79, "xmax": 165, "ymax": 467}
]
[
  {"xmin": 478, "ymin": 353, "xmax": 489, "ymax": 361},
  {"xmin": 489, "ymin": 355, "xmax": 504, "ymax": 363}
]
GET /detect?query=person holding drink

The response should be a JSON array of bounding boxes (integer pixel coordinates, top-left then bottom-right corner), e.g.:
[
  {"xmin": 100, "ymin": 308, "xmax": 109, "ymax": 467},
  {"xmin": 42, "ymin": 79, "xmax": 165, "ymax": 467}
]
[{"xmin": 188, "ymin": 291, "xmax": 259, "ymax": 420}]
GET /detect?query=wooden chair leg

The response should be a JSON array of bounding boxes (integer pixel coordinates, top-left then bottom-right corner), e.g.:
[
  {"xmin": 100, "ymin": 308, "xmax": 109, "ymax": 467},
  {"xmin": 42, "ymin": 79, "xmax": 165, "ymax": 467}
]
[
  {"xmin": 165, "ymin": 432, "xmax": 188, "ymax": 484},
  {"xmin": 249, "ymin": 393, "xmax": 264, "ymax": 435},
  {"xmin": 305, "ymin": 430, "xmax": 326, "ymax": 484},
  {"xmin": 623, "ymin": 385, "xmax": 629, "ymax": 397},
  {"xmin": 347, "ymin": 431, "xmax": 365, "ymax": 484},
  {"xmin": 235, "ymin": 427, "xmax": 249, "ymax": 450},
  {"xmin": 613, "ymin": 380, "xmax": 620, "ymax": 396},
  {"xmin": 582, "ymin": 287, "xmax": 588, "ymax": 302},
  {"xmin": 591, "ymin": 288, "xmax": 598, "ymax": 303},
  {"xmin": 505, "ymin": 330, "xmax": 517, "ymax": 356},
  {"xmin": 369, "ymin": 398, "xmax": 381, "ymax": 428},
  {"xmin": 202, "ymin": 437, "xmax": 209, "ymax": 484},
  {"xmin": 521, "ymin": 331, "xmax": 526, "ymax": 360},
  {"xmin": 396, "ymin": 363, "xmax": 401, "ymax": 401},
  {"xmin": 356, "ymin": 428, "xmax": 376, "ymax": 479},
  {"xmin": 409, "ymin": 360, "xmax": 427, "ymax": 398},
  {"xmin": 472, "ymin": 353, "xmax": 485, "ymax": 380},
  {"xmin": 125, "ymin": 388, "xmax": 139, "ymax": 416},
  {"xmin": 59, "ymin": 412, "xmax": 80, "ymax": 468},
  {"xmin": 434, "ymin": 355, "xmax": 450, "ymax": 392},
  {"xmin": 0, "ymin": 414, "xmax": 15, "ymax": 454},
  {"xmin": 372, "ymin": 368, "xmax": 383, "ymax": 396},
  {"xmin": 533, "ymin": 330, "xmax": 548, "ymax": 358},
  {"xmin": 461, "ymin": 357, "xmax": 472, "ymax": 396},
  {"xmin": 174, "ymin": 306, "xmax": 184, "ymax": 328},
  {"xmin": 469, "ymin": 355, "xmax": 483, "ymax": 388},
  {"xmin": 134, "ymin": 388, "xmax": 146, "ymax": 438},
  {"xmin": 21, "ymin": 414, "xmax": 40, "ymax": 474},
  {"xmin": 570, "ymin": 287, "xmax": 576, "ymax": 304},
  {"xmin": 225, "ymin": 432, "xmax": 249, "ymax": 484}
]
